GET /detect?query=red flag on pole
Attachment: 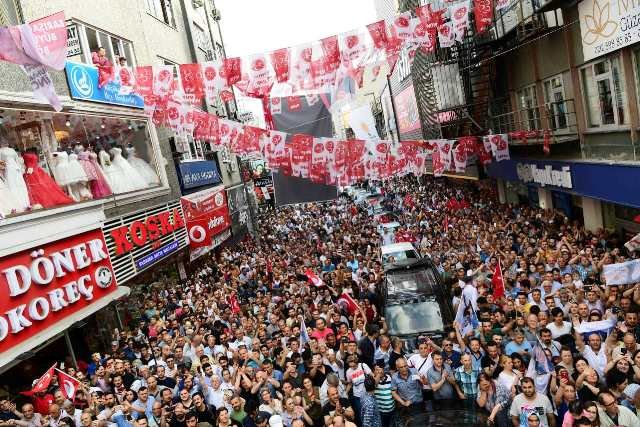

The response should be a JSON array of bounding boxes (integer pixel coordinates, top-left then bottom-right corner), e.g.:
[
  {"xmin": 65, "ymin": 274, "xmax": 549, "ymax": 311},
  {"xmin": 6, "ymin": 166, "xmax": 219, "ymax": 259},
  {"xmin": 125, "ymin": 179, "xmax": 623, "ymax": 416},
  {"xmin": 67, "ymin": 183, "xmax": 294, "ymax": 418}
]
[
  {"xmin": 29, "ymin": 364, "xmax": 56, "ymax": 394},
  {"xmin": 492, "ymin": 259, "xmax": 505, "ymax": 299},
  {"xmin": 304, "ymin": 269, "xmax": 324, "ymax": 287},
  {"xmin": 56, "ymin": 369, "xmax": 81, "ymax": 400},
  {"xmin": 337, "ymin": 292, "xmax": 359, "ymax": 315}
]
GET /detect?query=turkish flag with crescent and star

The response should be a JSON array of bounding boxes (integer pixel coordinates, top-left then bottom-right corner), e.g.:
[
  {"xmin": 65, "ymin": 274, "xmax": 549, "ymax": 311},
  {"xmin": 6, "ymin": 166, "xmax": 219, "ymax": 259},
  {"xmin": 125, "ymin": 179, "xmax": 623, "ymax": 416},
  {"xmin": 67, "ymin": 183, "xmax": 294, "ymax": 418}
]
[
  {"xmin": 31, "ymin": 364, "xmax": 56, "ymax": 393},
  {"xmin": 57, "ymin": 369, "xmax": 81, "ymax": 400}
]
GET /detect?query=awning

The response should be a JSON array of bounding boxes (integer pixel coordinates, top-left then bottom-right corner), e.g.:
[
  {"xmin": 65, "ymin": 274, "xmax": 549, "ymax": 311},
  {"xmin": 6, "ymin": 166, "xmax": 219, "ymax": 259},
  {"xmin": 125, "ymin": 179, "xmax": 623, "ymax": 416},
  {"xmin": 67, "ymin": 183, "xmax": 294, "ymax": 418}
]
[{"xmin": 0, "ymin": 286, "xmax": 130, "ymax": 371}]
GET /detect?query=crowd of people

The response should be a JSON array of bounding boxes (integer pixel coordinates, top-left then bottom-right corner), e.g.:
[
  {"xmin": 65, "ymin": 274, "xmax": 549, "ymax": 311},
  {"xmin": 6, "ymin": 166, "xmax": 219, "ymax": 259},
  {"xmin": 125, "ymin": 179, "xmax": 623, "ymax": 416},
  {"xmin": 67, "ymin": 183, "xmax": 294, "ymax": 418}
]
[{"xmin": 1, "ymin": 175, "xmax": 640, "ymax": 427}]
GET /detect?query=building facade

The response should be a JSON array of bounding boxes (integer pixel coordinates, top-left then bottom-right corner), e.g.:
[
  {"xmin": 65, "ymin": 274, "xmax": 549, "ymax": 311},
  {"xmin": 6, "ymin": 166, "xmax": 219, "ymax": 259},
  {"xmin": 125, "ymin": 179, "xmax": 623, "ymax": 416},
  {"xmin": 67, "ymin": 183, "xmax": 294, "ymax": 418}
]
[
  {"xmin": 374, "ymin": 0, "xmax": 640, "ymax": 232},
  {"xmin": 0, "ymin": 0, "xmax": 241, "ymax": 377}
]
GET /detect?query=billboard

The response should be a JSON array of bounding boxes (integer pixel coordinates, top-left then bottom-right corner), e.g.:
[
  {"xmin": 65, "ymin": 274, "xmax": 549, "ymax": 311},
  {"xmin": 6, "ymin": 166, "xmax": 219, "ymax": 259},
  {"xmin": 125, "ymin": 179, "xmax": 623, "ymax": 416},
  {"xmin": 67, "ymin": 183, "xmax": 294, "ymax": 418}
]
[{"xmin": 394, "ymin": 84, "xmax": 421, "ymax": 134}]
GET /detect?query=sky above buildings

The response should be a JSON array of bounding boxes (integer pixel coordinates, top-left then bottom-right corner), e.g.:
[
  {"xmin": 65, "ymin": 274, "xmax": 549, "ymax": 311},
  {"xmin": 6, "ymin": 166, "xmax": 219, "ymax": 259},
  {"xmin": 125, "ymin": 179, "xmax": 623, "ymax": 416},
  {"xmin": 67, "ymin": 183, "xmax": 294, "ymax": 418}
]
[{"xmin": 216, "ymin": 0, "xmax": 378, "ymax": 57}]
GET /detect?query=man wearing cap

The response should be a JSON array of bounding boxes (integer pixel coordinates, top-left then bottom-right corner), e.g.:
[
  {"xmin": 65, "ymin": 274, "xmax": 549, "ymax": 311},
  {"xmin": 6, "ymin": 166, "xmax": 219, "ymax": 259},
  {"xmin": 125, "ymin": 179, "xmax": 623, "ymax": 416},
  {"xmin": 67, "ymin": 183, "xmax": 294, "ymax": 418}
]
[{"xmin": 621, "ymin": 383, "xmax": 640, "ymax": 416}]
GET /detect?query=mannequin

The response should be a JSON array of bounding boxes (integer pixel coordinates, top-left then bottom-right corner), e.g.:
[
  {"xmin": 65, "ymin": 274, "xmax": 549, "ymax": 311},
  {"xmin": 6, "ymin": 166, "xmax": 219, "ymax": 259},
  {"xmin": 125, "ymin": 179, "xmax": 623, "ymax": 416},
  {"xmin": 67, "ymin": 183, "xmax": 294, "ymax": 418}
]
[
  {"xmin": 109, "ymin": 146, "xmax": 148, "ymax": 192},
  {"xmin": 0, "ymin": 163, "xmax": 21, "ymax": 217},
  {"xmin": 78, "ymin": 144, "xmax": 112, "ymax": 198},
  {"xmin": 0, "ymin": 141, "xmax": 30, "ymax": 211},
  {"xmin": 99, "ymin": 145, "xmax": 129, "ymax": 194},
  {"xmin": 67, "ymin": 147, "xmax": 91, "ymax": 200},
  {"xmin": 23, "ymin": 149, "xmax": 73, "ymax": 208},
  {"xmin": 125, "ymin": 145, "xmax": 160, "ymax": 186}
]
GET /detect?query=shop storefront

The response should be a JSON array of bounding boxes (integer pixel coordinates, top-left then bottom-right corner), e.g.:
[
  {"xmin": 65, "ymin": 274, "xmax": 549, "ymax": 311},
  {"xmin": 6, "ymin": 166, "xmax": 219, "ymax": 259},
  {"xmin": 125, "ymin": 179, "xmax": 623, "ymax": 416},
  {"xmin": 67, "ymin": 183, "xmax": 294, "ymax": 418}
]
[
  {"xmin": 487, "ymin": 158, "xmax": 640, "ymax": 233},
  {"xmin": 0, "ymin": 225, "xmax": 128, "ymax": 374},
  {"xmin": 102, "ymin": 201, "xmax": 188, "ymax": 284},
  {"xmin": 180, "ymin": 185, "xmax": 231, "ymax": 261}
]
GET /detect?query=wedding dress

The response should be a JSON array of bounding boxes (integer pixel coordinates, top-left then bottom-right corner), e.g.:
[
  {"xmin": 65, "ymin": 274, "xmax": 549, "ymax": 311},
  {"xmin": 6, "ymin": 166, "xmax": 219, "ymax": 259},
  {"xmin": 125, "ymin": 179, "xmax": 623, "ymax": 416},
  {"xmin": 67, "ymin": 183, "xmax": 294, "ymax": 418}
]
[
  {"xmin": 0, "ymin": 145, "xmax": 30, "ymax": 212},
  {"xmin": 125, "ymin": 147, "xmax": 160, "ymax": 186},
  {"xmin": 110, "ymin": 147, "xmax": 148, "ymax": 192}
]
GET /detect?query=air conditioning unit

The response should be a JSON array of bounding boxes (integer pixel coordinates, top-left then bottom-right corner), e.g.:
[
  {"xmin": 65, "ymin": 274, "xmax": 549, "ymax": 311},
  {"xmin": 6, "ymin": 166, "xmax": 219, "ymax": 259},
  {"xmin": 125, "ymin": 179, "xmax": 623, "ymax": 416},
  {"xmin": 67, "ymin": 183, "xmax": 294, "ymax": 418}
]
[
  {"xmin": 192, "ymin": 0, "xmax": 204, "ymax": 7},
  {"xmin": 211, "ymin": 8, "xmax": 221, "ymax": 20}
]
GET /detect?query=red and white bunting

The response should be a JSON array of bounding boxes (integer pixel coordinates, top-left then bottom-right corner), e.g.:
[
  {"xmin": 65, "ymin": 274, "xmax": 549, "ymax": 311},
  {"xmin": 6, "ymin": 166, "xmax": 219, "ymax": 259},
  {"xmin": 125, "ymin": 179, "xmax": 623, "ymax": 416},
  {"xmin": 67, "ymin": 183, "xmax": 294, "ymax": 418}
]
[
  {"xmin": 179, "ymin": 63, "xmax": 204, "ymax": 105},
  {"xmin": 438, "ymin": 22, "xmax": 455, "ymax": 48},
  {"xmin": 489, "ymin": 134, "xmax": 510, "ymax": 161},
  {"xmin": 450, "ymin": 1, "xmax": 471, "ymax": 42},
  {"xmin": 454, "ymin": 143, "xmax": 468, "ymax": 173}
]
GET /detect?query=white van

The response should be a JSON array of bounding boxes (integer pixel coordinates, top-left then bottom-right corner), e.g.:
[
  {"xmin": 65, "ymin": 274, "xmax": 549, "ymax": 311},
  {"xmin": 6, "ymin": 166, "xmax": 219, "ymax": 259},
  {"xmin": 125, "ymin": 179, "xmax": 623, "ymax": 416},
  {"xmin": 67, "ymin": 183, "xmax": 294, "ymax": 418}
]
[{"xmin": 381, "ymin": 242, "xmax": 420, "ymax": 269}]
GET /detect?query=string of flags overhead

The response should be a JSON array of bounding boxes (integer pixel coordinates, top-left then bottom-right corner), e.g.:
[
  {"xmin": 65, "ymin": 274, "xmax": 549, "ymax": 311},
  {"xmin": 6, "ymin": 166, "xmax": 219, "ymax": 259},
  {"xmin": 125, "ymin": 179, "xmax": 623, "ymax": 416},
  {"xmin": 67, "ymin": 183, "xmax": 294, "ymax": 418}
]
[{"xmin": 0, "ymin": 8, "xmax": 525, "ymax": 185}]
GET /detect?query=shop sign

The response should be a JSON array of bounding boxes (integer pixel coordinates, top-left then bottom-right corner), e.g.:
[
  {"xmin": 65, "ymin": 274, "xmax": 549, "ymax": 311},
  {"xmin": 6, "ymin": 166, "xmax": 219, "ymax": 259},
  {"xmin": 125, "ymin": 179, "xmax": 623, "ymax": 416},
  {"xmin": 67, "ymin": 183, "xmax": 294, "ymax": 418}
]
[
  {"xmin": 181, "ymin": 186, "xmax": 231, "ymax": 261},
  {"xmin": 579, "ymin": 0, "xmax": 640, "ymax": 61},
  {"xmin": 393, "ymin": 84, "xmax": 421, "ymax": 134},
  {"xmin": 135, "ymin": 241, "xmax": 180, "ymax": 270},
  {"xmin": 178, "ymin": 160, "xmax": 221, "ymax": 190},
  {"xmin": 66, "ymin": 24, "xmax": 81, "ymax": 56},
  {"xmin": 0, "ymin": 229, "xmax": 117, "ymax": 354},
  {"xmin": 516, "ymin": 163, "xmax": 573, "ymax": 189},
  {"xmin": 108, "ymin": 208, "xmax": 185, "ymax": 256},
  {"xmin": 65, "ymin": 62, "xmax": 144, "ymax": 108}
]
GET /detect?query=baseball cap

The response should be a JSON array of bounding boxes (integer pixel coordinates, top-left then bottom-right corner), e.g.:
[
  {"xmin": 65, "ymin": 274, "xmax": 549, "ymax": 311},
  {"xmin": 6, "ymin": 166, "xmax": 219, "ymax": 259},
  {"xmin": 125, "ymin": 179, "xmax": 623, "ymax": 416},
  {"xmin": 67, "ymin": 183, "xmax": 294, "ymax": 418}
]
[{"xmin": 624, "ymin": 383, "xmax": 640, "ymax": 398}]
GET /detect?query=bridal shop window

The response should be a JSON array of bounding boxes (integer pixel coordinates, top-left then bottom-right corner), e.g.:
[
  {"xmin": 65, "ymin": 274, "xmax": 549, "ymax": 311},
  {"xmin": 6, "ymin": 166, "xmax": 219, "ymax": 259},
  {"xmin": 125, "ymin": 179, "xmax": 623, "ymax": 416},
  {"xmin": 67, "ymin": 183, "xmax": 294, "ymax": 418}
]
[{"xmin": 0, "ymin": 108, "xmax": 162, "ymax": 219}]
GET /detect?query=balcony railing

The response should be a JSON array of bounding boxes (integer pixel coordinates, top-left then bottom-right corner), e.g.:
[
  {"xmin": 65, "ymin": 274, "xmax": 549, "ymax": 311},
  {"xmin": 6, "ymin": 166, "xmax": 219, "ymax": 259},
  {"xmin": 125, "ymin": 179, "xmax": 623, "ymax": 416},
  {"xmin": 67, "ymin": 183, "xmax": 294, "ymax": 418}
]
[{"xmin": 490, "ymin": 99, "xmax": 578, "ymax": 143}]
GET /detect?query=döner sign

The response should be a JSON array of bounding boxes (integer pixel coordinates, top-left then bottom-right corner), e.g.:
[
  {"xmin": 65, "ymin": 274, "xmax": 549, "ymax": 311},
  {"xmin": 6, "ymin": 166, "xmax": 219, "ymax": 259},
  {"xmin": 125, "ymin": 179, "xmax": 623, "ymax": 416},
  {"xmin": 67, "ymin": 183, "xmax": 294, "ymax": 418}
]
[
  {"xmin": 0, "ymin": 229, "xmax": 117, "ymax": 353},
  {"xmin": 109, "ymin": 208, "xmax": 185, "ymax": 256}
]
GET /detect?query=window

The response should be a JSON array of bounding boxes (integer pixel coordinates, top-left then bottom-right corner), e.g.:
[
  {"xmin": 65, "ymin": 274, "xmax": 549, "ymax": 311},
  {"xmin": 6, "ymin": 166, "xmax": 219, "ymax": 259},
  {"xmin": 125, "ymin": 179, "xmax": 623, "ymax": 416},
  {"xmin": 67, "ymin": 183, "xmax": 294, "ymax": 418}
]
[
  {"xmin": 193, "ymin": 23, "xmax": 214, "ymax": 61},
  {"xmin": 0, "ymin": 107, "xmax": 162, "ymax": 219},
  {"xmin": 73, "ymin": 23, "xmax": 136, "ymax": 67},
  {"xmin": 543, "ymin": 74, "xmax": 568, "ymax": 130},
  {"xmin": 146, "ymin": 0, "xmax": 176, "ymax": 28},
  {"xmin": 517, "ymin": 84, "xmax": 541, "ymax": 130},
  {"xmin": 581, "ymin": 55, "xmax": 627, "ymax": 128},
  {"xmin": 0, "ymin": 0, "xmax": 21, "ymax": 25}
]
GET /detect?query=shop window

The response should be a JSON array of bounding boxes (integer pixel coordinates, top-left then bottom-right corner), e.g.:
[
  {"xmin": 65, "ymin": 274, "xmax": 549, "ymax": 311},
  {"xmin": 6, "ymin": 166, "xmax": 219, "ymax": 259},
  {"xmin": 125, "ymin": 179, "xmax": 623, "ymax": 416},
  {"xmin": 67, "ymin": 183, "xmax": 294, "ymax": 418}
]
[
  {"xmin": 72, "ymin": 23, "xmax": 136, "ymax": 68},
  {"xmin": 517, "ymin": 84, "xmax": 541, "ymax": 130},
  {"xmin": 146, "ymin": 0, "xmax": 176, "ymax": 28},
  {"xmin": 581, "ymin": 55, "xmax": 627, "ymax": 128},
  {"xmin": 0, "ymin": 107, "xmax": 162, "ymax": 219},
  {"xmin": 543, "ymin": 74, "xmax": 568, "ymax": 130}
]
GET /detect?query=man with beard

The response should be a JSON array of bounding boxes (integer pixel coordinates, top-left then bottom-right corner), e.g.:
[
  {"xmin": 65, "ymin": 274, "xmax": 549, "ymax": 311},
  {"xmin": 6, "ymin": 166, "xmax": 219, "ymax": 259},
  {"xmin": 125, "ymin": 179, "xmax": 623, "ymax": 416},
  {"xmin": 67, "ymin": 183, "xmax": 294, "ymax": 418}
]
[{"xmin": 509, "ymin": 377, "xmax": 555, "ymax": 427}]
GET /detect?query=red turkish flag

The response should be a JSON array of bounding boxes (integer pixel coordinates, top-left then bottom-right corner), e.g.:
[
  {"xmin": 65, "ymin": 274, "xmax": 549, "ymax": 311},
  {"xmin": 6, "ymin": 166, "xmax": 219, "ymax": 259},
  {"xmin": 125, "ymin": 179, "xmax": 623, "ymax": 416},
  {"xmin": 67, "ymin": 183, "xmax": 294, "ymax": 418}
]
[
  {"xmin": 492, "ymin": 259, "xmax": 505, "ymax": 299},
  {"xmin": 31, "ymin": 364, "xmax": 56, "ymax": 393},
  {"xmin": 56, "ymin": 370, "xmax": 81, "ymax": 400},
  {"xmin": 337, "ymin": 292, "xmax": 359, "ymax": 315},
  {"xmin": 305, "ymin": 269, "xmax": 325, "ymax": 287},
  {"xmin": 228, "ymin": 293, "xmax": 241, "ymax": 314}
]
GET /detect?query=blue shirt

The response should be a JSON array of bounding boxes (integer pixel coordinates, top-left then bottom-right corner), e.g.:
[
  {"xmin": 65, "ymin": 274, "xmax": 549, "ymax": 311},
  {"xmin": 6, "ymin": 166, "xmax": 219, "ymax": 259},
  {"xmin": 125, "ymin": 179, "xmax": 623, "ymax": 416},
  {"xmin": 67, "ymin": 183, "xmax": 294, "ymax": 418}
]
[
  {"xmin": 131, "ymin": 396, "xmax": 155, "ymax": 420},
  {"xmin": 505, "ymin": 340, "xmax": 532, "ymax": 357},
  {"xmin": 391, "ymin": 370, "xmax": 423, "ymax": 404},
  {"xmin": 360, "ymin": 393, "xmax": 382, "ymax": 427},
  {"xmin": 346, "ymin": 260, "xmax": 359, "ymax": 272}
]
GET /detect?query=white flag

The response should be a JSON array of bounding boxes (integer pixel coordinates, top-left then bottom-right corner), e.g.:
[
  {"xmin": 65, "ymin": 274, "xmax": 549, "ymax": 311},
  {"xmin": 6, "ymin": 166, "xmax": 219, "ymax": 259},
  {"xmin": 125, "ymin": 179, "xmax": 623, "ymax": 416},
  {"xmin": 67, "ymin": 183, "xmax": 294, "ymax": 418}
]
[{"xmin": 603, "ymin": 259, "xmax": 640, "ymax": 285}]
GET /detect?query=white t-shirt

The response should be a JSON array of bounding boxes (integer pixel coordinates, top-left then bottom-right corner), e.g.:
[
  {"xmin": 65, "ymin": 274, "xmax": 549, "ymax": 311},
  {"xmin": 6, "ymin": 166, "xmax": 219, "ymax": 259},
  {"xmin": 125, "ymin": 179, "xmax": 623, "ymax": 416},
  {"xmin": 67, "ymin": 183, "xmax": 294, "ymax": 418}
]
[
  {"xmin": 346, "ymin": 363, "xmax": 372, "ymax": 398},
  {"xmin": 407, "ymin": 353, "xmax": 433, "ymax": 390},
  {"xmin": 583, "ymin": 345, "xmax": 607, "ymax": 377},
  {"xmin": 546, "ymin": 321, "xmax": 572, "ymax": 339}
]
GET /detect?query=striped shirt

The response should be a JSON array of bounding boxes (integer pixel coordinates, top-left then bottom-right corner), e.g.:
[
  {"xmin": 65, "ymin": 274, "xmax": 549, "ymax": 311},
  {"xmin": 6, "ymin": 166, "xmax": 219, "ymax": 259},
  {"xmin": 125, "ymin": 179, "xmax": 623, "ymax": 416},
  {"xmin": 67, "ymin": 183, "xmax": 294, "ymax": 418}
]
[{"xmin": 374, "ymin": 374, "xmax": 395, "ymax": 413}]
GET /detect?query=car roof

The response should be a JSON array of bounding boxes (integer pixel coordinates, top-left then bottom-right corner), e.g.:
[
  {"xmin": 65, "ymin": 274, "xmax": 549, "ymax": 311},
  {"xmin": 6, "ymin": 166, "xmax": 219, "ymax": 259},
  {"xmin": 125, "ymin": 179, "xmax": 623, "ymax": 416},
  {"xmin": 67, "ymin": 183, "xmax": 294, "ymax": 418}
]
[{"xmin": 381, "ymin": 242, "xmax": 416, "ymax": 254}]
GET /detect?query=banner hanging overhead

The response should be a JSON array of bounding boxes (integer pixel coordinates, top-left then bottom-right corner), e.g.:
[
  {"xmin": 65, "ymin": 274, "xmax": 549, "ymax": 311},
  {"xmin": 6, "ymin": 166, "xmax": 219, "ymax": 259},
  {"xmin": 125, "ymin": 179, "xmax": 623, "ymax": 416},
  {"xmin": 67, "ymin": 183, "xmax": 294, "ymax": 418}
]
[{"xmin": 271, "ymin": 94, "xmax": 338, "ymax": 207}]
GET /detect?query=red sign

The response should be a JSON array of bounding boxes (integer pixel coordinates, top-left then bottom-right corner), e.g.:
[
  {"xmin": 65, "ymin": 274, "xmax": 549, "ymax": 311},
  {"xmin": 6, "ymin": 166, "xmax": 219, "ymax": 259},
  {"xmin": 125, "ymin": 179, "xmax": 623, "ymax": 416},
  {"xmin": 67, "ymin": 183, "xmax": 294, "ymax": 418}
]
[
  {"xmin": 288, "ymin": 95, "xmax": 302, "ymax": 111},
  {"xmin": 394, "ymin": 85, "xmax": 421, "ymax": 134},
  {"xmin": 180, "ymin": 186, "xmax": 231, "ymax": 252},
  {"xmin": 474, "ymin": 0, "xmax": 493, "ymax": 34},
  {"xmin": 0, "ymin": 229, "xmax": 117, "ymax": 354},
  {"xmin": 109, "ymin": 208, "xmax": 185, "ymax": 256}
]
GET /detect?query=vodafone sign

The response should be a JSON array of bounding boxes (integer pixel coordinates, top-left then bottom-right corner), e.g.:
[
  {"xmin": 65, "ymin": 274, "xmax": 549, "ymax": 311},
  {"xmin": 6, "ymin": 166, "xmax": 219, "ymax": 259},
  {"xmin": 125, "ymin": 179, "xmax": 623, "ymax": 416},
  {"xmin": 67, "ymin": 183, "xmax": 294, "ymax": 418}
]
[
  {"xmin": 180, "ymin": 186, "xmax": 231, "ymax": 259},
  {"xmin": 0, "ymin": 229, "xmax": 117, "ymax": 354}
]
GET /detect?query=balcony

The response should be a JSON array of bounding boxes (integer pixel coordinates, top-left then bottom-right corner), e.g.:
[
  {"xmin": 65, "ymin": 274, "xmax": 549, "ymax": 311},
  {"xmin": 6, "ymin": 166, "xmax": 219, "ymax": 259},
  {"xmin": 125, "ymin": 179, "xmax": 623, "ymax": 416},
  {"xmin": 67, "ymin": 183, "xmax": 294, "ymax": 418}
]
[
  {"xmin": 490, "ymin": 99, "xmax": 578, "ymax": 145},
  {"xmin": 491, "ymin": 0, "xmax": 565, "ymax": 42}
]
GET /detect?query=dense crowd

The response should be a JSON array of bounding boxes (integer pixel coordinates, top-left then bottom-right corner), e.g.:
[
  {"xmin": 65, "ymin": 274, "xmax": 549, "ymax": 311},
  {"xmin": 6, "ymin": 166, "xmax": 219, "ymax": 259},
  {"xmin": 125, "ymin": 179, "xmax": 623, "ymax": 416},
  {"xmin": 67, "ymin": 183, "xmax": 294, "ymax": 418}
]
[{"xmin": 1, "ymin": 176, "xmax": 640, "ymax": 427}]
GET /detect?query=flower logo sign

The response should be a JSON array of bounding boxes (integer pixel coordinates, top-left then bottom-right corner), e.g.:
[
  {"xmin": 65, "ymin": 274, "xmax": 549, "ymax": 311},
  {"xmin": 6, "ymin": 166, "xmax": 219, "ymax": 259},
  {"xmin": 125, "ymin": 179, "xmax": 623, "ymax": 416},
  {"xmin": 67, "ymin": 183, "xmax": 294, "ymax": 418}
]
[{"xmin": 582, "ymin": 0, "xmax": 617, "ymax": 45}]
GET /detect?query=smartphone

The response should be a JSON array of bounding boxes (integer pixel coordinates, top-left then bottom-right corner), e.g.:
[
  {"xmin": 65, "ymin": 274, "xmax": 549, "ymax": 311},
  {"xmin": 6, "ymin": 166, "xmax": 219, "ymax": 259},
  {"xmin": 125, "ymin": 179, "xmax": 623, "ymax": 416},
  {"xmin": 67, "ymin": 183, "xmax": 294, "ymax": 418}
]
[
  {"xmin": 560, "ymin": 370, "xmax": 569, "ymax": 382},
  {"xmin": 621, "ymin": 348, "xmax": 628, "ymax": 355}
]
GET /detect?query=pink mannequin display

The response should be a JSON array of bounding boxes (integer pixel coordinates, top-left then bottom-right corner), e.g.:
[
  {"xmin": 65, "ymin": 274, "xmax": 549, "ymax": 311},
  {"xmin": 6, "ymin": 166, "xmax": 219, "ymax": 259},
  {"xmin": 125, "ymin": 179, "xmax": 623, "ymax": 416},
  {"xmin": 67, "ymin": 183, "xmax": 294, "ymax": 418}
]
[{"xmin": 77, "ymin": 148, "xmax": 112, "ymax": 198}]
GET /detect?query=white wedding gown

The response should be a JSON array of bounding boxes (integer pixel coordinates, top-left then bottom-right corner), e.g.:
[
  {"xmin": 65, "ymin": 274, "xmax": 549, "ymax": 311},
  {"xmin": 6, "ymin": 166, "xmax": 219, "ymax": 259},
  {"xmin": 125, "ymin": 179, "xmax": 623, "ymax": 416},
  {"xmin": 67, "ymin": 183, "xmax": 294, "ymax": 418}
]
[
  {"xmin": 125, "ymin": 147, "xmax": 160, "ymax": 186},
  {"xmin": 0, "ymin": 146, "xmax": 30, "ymax": 211},
  {"xmin": 109, "ymin": 147, "xmax": 148, "ymax": 193},
  {"xmin": 99, "ymin": 149, "xmax": 130, "ymax": 194}
]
